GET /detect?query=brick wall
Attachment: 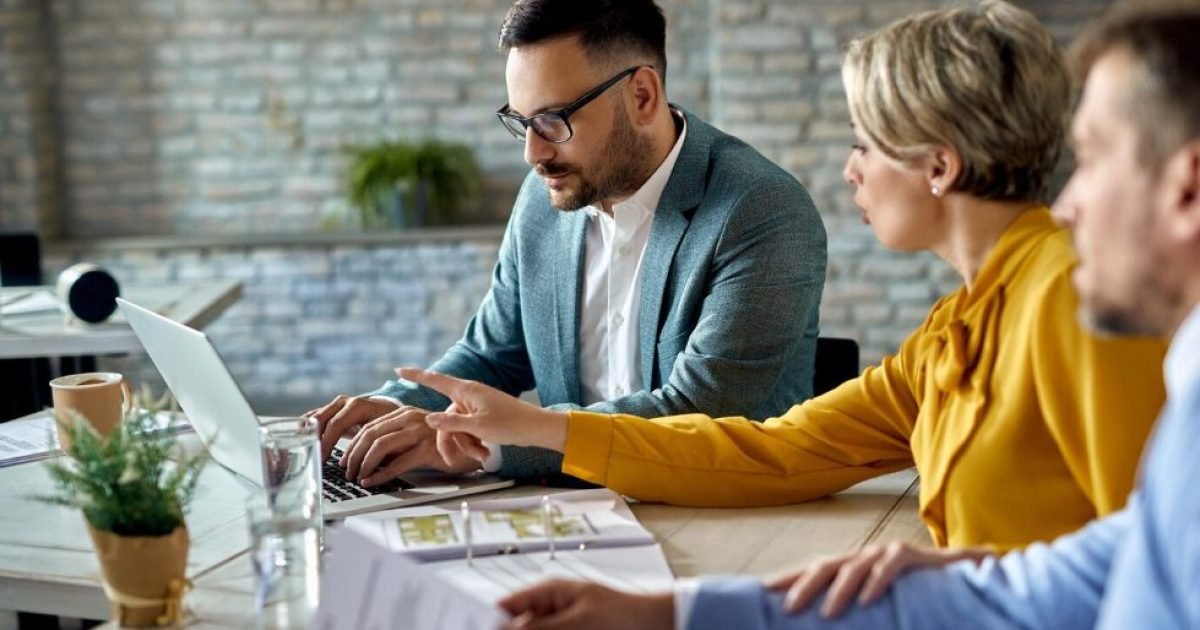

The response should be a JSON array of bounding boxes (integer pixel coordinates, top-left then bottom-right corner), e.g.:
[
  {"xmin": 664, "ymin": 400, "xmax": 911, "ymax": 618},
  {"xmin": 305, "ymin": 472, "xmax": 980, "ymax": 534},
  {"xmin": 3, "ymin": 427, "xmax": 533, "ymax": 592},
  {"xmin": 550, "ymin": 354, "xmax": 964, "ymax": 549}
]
[
  {"xmin": 0, "ymin": 0, "xmax": 58, "ymax": 235},
  {"xmin": 44, "ymin": 234, "xmax": 501, "ymax": 410},
  {"xmin": 17, "ymin": 0, "xmax": 712, "ymax": 237},
  {"xmin": 8, "ymin": 0, "xmax": 1114, "ymax": 395}
]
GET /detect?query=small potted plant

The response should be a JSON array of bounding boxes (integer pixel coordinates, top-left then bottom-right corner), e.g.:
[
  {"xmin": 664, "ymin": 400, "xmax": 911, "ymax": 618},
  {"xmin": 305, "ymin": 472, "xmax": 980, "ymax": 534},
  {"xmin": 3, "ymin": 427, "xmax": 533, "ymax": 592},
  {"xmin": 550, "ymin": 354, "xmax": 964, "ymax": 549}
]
[
  {"xmin": 345, "ymin": 139, "xmax": 482, "ymax": 229},
  {"xmin": 35, "ymin": 389, "xmax": 206, "ymax": 627}
]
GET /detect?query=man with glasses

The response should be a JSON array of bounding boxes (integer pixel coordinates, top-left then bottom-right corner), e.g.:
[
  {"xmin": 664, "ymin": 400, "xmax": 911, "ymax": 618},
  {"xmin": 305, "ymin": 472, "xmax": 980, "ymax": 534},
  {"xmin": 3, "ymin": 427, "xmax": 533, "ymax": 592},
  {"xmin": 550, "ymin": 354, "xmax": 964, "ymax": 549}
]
[{"xmin": 310, "ymin": 0, "xmax": 827, "ymax": 485}]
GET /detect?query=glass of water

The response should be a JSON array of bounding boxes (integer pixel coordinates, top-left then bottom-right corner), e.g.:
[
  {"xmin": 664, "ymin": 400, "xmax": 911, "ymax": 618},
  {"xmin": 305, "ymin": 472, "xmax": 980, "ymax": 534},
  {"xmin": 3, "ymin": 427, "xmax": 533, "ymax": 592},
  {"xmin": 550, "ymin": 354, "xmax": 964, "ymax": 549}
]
[
  {"xmin": 259, "ymin": 416, "xmax": 324, "ymax": 526},
  {"xmin": 247, "ymin": 495, "xmax": 321, "ymax": 630}
]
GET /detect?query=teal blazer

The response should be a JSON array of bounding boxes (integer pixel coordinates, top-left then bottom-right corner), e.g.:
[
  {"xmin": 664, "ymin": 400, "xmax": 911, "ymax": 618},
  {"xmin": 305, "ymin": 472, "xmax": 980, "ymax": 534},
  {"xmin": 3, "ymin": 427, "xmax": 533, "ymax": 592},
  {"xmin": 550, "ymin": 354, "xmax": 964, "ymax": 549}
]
[{"xmin": 374, "ymin": 109, "xmax": 827, "ymax": 479}]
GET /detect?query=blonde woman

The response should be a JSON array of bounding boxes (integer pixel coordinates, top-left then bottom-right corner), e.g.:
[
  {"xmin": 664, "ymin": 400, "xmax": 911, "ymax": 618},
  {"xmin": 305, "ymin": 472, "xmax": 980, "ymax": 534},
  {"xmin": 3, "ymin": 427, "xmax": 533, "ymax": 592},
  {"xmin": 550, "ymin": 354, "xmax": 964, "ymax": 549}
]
[{"xmin": 404, "ymin": 0, "xmax": 1163, "ymax": 589}]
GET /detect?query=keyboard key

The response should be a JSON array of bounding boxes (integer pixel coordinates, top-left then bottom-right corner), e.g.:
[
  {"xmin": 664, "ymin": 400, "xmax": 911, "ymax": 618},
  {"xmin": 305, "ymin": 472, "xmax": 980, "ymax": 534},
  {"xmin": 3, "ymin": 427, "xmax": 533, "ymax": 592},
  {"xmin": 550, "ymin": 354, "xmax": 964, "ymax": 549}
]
[{"xmin": 320, "ymin": 447, "xmax": 414, "ymax": 503}]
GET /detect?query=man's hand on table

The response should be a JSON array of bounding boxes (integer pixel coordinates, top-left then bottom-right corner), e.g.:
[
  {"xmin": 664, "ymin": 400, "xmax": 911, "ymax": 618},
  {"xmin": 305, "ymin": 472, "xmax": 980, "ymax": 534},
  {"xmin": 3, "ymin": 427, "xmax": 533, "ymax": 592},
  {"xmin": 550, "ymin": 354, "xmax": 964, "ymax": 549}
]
[
  {"xmin": 500, "ymin": 579, "xmax": 674, "ymax": 630},
  {"xmin": 766, "ymin": 542, "xmax": 991, "ymax": 618}
]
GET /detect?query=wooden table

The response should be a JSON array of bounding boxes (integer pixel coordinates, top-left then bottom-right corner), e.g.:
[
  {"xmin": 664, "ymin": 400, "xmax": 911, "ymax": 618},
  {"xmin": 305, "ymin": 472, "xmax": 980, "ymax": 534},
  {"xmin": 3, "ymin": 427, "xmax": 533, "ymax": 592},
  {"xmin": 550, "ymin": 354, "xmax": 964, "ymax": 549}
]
[
  {"xmin": 0, "ymin": 280, "xmax": 242, "ymax": 360},
  {"xmin": 0, "ymin": 419, "xmax": 927, "ymax": 626},
  {"xmin": 146, "ymin": 473, "xmax": 927, "ymax": 628},
  {"xmin": 636, "ymin": 469, "xmax": 925, "ymax": 578}
]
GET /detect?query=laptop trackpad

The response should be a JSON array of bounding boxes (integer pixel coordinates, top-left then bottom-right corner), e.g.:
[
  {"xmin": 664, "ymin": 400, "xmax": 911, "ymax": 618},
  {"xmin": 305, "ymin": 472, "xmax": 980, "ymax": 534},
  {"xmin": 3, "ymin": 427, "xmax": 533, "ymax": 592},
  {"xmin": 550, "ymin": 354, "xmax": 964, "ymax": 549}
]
[{"xmin": 399, "ymin": 469, "xmax": 464, "ymax": 493}]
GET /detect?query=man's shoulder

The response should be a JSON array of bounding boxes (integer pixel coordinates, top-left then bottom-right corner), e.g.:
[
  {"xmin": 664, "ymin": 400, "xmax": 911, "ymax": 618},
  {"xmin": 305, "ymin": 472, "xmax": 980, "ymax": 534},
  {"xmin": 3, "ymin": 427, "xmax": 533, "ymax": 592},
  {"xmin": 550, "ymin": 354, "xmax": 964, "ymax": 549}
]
[{"xmin": 686, "ymin": 113, "xmax": 814, "ymax": 213}]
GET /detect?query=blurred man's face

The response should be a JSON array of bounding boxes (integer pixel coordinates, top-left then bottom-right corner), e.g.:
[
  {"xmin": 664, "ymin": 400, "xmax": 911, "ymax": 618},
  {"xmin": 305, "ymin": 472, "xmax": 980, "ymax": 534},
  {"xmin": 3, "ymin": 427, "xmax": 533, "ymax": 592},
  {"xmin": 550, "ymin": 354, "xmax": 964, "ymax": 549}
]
[{"xmin": 1054, "ymin": 49, "xmax": 1175, "ymax": 336}]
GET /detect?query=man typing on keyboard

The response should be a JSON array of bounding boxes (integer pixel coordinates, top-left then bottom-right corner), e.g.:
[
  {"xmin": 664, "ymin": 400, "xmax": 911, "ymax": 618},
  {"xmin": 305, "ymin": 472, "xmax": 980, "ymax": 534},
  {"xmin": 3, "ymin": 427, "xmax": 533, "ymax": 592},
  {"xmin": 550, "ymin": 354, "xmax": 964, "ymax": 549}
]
[{"xmin": 305, "ymin": 0, "xmax": 826, "ymax": 488}]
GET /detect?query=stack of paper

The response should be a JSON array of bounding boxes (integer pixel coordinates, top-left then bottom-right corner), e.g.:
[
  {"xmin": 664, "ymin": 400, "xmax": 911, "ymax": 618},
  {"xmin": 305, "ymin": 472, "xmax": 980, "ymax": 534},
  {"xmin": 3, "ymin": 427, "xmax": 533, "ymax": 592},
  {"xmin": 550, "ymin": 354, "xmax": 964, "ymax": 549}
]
[
  {"xmin": 338, "ymin": 489, "xmax": 677, "ymax": 605},
  {"xmin": 346, "ymin": 488, "xmax": 655, "ymax": 560},
  {"xmin": 0, "ymin": 290, "xmax": 61, "ymax": 316},
  {"xmin": 0, "ymin": 409, "xmax": 192, "ymax": 468},
  {"xmin": 315, "ymin": 526, "xmax": 510, "ymax": 629}
]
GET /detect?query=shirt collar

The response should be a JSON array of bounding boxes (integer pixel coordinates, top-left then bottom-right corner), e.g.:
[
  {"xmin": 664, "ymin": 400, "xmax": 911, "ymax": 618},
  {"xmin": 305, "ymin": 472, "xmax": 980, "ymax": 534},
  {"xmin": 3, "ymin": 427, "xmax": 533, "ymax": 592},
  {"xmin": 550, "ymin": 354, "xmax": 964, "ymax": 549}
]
[
  {"xmin": 584, "ymin": 112, "xmax": 688, "ymax": 220},
  {"xmin": 1165, "ymin": 302, "xmax": 1200, "ymax": 401}
]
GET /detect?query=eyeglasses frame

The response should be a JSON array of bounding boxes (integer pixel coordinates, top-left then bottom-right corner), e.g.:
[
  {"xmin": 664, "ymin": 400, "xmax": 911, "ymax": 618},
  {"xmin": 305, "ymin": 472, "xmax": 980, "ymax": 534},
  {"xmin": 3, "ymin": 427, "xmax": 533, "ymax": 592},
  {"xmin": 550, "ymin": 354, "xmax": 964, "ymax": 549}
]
[{"xmin": 495, "ymin": 65, "xmax": 645, "ymax": 144}]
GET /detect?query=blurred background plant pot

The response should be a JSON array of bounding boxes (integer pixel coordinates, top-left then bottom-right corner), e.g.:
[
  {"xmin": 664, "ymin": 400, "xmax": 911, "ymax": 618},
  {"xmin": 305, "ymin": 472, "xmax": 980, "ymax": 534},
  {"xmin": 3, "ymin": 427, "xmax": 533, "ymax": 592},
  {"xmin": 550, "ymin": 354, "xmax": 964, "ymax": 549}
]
[{"xmin": 345, "ymin": 140, "xmax": 481, "ymax": 229}]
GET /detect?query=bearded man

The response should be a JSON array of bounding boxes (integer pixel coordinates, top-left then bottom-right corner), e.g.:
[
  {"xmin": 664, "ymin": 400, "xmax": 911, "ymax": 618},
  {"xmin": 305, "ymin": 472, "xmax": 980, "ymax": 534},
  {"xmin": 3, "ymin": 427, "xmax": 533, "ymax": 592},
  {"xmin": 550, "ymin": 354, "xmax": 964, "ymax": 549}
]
[{"xmin": 310, "ymin": 0, "xmax": 827, "ymax": 484}]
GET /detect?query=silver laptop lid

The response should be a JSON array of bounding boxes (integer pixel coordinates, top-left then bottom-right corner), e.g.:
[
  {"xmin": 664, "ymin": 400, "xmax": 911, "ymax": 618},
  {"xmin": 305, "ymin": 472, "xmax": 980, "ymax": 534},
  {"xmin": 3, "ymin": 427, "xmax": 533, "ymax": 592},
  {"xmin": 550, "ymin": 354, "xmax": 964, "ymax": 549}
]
[{"xmin": 117, "ymin": 298, "xmax": 264, "ymax": 487}]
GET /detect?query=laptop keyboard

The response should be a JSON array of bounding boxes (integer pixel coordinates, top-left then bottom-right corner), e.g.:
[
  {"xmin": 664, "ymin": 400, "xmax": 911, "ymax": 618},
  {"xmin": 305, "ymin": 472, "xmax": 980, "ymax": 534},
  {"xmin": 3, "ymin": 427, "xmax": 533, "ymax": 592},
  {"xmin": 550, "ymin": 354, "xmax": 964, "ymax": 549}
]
[{"xmin": 322, "ymin": 447, "xmax": 414, "ymax": 503}]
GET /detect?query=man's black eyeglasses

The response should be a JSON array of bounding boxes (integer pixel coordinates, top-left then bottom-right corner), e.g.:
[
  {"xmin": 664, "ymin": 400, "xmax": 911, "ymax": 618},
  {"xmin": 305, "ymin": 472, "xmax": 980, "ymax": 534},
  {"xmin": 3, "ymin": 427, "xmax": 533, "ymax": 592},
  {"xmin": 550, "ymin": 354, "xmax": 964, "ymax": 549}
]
[{"xmin": 496, "ymin": 66, "xmax": 643, "ymax": 144}]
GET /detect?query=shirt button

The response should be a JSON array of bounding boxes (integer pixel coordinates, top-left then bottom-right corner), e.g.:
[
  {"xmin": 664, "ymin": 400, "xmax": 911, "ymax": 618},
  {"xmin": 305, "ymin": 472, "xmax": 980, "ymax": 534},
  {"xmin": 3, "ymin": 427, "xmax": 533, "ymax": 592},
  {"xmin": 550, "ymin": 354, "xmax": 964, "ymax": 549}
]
[
  {"xmin": 612, "ymin": 313, "xmax": 624, "ymax": 327},
  {"xmin": 614, "ymin": 386, "xmax": 626, "ymax": 396},
  {"xmin": 618, "ymin": 245, "xmax": 631, "ymax": 256}
]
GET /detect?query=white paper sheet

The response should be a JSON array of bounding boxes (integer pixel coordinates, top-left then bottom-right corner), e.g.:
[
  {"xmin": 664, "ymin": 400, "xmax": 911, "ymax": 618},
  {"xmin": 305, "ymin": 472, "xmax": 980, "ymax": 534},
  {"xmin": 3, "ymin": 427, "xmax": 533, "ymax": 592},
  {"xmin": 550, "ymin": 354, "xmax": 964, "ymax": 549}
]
[
  {"xmin": 433, "ymin": 543, "xmax": 676, "ymax": 605},
  {"xmin": 0, "ymin": 409, "xmax": 192, "ymax": 467},
  {"xmin": 0, "ymin": 290, "xmax": 61, "ymax": 316},
  {"xmin": 314, "ymin": 526, "xmax": 509, "ymax": 630},
  {"xmin": 345, "ymin": 488, "xmax": 655, "ymax": 561}
]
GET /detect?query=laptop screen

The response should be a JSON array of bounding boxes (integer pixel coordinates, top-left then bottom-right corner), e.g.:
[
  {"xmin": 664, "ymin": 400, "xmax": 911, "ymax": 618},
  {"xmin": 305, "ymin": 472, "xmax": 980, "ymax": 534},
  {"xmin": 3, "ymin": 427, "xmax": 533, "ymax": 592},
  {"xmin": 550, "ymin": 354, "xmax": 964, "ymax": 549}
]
[{"xmin": 117, "ymin": 297, "xmax": 265, "ymax": 488}]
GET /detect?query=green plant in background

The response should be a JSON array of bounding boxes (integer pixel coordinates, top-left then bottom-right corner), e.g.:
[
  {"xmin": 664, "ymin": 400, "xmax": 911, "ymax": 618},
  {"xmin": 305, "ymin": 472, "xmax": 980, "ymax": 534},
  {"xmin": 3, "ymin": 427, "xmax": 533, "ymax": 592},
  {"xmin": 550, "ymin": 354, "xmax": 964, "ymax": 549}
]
[
  {"xmin": 33, "ymin": 389, "xmax": 207, "ymax": 537},
  {"xmin": 345, "ymin": 140, "xmax": 482, "ymax": 229}
]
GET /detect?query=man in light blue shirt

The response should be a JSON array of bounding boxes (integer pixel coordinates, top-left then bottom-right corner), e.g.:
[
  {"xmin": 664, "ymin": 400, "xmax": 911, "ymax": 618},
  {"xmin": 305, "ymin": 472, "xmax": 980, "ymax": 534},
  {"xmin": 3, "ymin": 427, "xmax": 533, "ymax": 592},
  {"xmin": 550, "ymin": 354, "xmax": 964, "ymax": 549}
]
[{"xmin": 496, "ymin": 2, "xmax": 1200, "ymax": 628}]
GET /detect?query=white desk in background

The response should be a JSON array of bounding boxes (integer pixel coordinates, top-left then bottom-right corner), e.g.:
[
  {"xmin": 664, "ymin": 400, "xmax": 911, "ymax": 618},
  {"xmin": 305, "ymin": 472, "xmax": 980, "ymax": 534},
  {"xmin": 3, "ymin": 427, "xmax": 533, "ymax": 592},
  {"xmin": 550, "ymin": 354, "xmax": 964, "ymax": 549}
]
[{"xmin": 0, "ymin": 280, "xmax": 242, "ymax": 360}]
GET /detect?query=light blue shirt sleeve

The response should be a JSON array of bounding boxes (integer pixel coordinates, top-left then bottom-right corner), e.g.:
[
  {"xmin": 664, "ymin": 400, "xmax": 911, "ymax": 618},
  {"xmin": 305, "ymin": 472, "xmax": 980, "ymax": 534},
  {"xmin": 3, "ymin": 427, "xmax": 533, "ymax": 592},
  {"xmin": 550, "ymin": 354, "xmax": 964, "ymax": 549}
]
[
  {"xmin": 685, "ymin": 509, "xmax": 1131, "ymax": 630},
  {"xmin": 1096, "ymin": 386, "xmax": 1200, "ymax": 629}
]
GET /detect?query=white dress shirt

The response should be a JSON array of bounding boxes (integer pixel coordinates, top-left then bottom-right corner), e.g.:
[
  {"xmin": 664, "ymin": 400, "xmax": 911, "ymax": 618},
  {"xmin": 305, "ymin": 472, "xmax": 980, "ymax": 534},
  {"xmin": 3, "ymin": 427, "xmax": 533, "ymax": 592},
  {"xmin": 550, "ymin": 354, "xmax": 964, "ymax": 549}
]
[
  {"xmin": 578, "ymin": 118, "xmax": 688, "ymax": 405},
  {"xmin": 477, "ymin": 115, "xmax": 688, "ymax": 472},
  {"xmin": 380, "ymin": 116, "xmax": 690, "ymax": 472}
]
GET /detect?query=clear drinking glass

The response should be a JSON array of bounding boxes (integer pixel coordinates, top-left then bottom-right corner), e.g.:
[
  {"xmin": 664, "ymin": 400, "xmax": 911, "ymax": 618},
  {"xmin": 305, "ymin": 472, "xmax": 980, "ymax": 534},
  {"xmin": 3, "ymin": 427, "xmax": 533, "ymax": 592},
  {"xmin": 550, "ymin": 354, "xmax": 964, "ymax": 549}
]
[
  {"xmin": 259, "ymin": 416, "xmax": 324, "ymax": 526},
  {"xmin": 247, "ymin": 496, "xmax": 321, "ymax": 630}
]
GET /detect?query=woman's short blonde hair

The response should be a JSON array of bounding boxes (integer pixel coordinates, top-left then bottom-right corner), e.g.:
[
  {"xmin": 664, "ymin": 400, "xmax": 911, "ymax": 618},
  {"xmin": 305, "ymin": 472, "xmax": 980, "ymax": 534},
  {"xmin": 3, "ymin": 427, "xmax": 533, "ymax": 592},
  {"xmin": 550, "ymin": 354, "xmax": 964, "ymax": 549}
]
[{"xmin": 842, "ymin": 0, "xmax": 1071, "ymax": 202}]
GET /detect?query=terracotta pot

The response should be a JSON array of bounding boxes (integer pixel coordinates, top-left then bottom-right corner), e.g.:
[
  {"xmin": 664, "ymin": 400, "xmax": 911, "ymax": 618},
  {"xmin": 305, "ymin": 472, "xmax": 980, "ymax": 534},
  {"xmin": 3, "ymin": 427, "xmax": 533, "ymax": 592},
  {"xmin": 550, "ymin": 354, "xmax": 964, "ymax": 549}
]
[{"xmin": 87, "ymin": 525, "xmax": 190, "ymax": 627}]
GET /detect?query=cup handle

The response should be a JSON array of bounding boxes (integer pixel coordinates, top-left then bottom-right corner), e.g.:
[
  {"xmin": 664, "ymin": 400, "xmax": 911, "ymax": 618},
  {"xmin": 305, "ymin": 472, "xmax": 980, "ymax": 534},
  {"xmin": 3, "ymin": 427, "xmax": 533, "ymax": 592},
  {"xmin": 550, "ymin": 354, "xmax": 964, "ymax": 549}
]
[{"xmin": 120, "ymin": 380, "xmax": 135, "ymax": 416}]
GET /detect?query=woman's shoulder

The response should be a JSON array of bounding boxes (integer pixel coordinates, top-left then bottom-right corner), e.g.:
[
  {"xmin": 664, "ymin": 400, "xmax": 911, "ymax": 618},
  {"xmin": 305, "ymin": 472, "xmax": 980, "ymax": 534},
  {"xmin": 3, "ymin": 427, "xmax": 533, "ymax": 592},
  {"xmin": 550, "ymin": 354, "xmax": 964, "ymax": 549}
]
[{"xmin": 1006, "ymin": 222, "xmax": 1079, "ymax": 303}]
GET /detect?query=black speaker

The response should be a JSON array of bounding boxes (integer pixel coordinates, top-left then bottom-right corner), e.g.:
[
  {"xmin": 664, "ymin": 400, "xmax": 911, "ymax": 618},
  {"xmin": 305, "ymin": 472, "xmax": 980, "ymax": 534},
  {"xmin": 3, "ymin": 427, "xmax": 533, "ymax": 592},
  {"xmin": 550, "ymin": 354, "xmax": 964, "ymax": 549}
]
[{"xmin": 56, "ymin": 263, "xmax": 121, "ymax": 324}]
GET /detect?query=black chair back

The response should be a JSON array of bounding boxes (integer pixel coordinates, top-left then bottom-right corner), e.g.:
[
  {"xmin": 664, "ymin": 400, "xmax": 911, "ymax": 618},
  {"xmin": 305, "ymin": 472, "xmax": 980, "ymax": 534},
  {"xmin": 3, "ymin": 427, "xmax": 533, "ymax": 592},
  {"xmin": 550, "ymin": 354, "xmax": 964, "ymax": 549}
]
[
  {"xmin": 0, "ymin": 231, "xmax": 43, "ymax": 286},
  {"xmin": 813, "ymin": 337, "xmax": 860, "ymax": 397},
  {"xmin": 0, "ymin": 231, "xmax": 52, "ymax": 420}
]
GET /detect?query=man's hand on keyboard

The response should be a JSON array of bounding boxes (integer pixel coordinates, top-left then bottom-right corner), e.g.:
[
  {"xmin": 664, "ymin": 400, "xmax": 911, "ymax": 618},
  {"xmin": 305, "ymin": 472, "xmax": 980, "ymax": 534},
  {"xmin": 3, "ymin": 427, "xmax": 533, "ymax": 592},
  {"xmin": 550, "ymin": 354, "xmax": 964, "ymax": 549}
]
[
  {"xmin": 341, "ymin": 405, "xmax": 480, "ymax": 487},
  {"xmin": 307, "ymin": 394, "xmax": 399, "ymax": 462}
]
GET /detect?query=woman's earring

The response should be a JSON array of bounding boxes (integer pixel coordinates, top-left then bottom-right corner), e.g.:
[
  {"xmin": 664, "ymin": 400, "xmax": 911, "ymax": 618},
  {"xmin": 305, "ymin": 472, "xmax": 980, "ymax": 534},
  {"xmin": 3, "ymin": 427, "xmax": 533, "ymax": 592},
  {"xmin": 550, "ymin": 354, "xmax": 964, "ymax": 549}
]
[{"xmin": 931, "ymin": 185, "xmax": 941, "ymax": 197}]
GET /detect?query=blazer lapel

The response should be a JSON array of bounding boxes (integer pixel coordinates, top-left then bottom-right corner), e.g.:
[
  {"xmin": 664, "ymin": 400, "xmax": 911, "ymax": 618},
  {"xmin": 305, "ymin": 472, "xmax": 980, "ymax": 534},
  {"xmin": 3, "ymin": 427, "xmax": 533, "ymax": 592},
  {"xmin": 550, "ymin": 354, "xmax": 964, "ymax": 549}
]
[
  {"xmin": 555, "ymin": 210, "xmax": 588, "ymax": 403},
  {"xmin": 639, "ymin": 109, "xmax": 710, "ymax": 387}
]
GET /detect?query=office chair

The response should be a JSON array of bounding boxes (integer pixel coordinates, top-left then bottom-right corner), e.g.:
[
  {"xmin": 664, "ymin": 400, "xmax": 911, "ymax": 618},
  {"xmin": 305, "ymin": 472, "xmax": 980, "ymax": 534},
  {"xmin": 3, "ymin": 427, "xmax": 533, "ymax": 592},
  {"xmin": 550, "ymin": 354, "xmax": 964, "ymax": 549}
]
[
  {"xmin": 0, "ymin": 231, "xmax": 101, "ymax": 421},
  {"xmin": 0, "ymin": 232, "xmax": 55, "ymax": 420},
  {"xmin": 813, "ymin": 336, "xmax": 861, "ymax": 397}
]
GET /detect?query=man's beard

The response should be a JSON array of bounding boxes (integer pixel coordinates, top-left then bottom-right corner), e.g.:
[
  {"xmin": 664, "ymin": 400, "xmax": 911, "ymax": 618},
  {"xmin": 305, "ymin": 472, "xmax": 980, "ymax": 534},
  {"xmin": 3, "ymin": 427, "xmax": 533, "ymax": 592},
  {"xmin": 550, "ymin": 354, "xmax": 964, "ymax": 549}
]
[
  {"xmin": 1080, "ymin": 306, "xmax": 1157, "ymax": 338},
  {"xmin": 538, "ymin": 103, "xmax": 656, "ymax": 211},
  {"xmin": 1080, "ymin": 282, "xmax": 1180, "ymax": 339},
  {"xmin": 1078, "ymin": 246, "xmax": 1179, "ymax": 339}
]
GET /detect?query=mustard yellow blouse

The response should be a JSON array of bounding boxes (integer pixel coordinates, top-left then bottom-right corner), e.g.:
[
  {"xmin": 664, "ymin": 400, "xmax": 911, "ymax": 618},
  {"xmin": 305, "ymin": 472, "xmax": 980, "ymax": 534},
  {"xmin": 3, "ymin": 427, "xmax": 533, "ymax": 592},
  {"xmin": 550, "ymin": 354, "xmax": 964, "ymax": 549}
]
[{"xmin": 561, "ymin": 210, "xmax": 1167, "ymax": 550}]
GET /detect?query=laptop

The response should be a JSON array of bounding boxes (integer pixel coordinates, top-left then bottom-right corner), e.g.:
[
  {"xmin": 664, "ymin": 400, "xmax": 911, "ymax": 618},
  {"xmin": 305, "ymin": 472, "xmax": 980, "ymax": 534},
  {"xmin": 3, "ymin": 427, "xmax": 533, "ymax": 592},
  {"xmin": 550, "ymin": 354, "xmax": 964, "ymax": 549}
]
[{"xmin": 116, "ymin": 297, "xmax": 513, "ymax": 519}]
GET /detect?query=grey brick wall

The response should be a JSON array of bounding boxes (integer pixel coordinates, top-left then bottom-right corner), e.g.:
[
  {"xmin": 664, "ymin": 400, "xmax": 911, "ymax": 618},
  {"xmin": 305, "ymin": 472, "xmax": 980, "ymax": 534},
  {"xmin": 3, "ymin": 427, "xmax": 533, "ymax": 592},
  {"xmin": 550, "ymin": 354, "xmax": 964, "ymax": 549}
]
[
  {"xmin": 10, "ymin": 0, "xmax": 1115, "ymax": 395},
  {"xmin": 34, "ymin": 0, "xmax": 711, "ymax": 237},
  {"xmin": 45, "ymin": 234, "xmax": 501, "ymax": 410},
  {"xmin": 0, "ymin": 0, "xmax": 58, "ymax": 235}
]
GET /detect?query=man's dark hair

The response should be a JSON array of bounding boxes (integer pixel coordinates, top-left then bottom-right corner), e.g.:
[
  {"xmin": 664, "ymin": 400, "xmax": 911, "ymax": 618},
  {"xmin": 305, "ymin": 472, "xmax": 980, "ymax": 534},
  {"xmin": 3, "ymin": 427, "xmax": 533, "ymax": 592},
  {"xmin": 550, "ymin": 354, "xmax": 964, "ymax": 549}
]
[
  {"xmin": 498, "ymin": 0, "xmax": 667, "ymax": 84},
  {"xmin": 1072, "ymin": 0, "xmax": 1200, "ymax": 166}
]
